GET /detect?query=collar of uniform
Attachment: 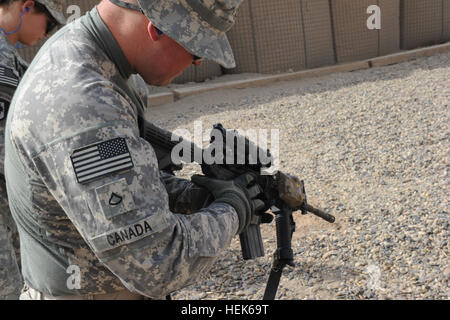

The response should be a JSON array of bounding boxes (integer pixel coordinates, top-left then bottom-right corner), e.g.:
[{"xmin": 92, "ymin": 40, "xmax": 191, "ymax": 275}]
[
  {"xmin": 0, "ymin": 32, "xmax": 19, "ymax": 68},
  {"xmin": 0, "ymin": 31, "xmax": 28, "ymax": 78},
  {"xmin": 85, "ymin": 7, "xmax": 134, "ymax": 79}
]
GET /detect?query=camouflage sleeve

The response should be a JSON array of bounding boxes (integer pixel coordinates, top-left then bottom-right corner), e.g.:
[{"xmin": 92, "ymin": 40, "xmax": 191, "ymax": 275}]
[
  {"xmin": 128, "ymin": 75, "xmax": 214, "ymax": 215},
  {"xmin": 159, "ymin": 170, "xmax": 214, "ymax": 214},
  {"xmin": 0, "ymin": 84, "xmax": 15, "ymax": 175},
  {"xmin": 14, "ymin": 53, "xmax": 28, "ymax": 78},
  {"xmin": 0, "ymin": 84, "xmax": 15, "ymax": 98},
  {"xmin": 23, "ymin": 87, "xmax": 238, "ymax": 299}
]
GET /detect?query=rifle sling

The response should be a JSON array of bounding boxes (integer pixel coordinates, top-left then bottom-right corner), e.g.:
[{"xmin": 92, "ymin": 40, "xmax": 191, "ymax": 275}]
[{"xmin": 263, "ymin": 266, "xmax": 284, "ymax": 300}]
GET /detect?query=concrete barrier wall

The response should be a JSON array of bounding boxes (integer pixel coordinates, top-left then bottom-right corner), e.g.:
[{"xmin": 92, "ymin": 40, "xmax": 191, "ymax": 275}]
[
  {"xmin": 226, "ymin": 0, "xmax": 306, "ymax": 74},
  {"xmin": 445, "ymin": 0, "xmax": 450, "ymax": 41},
  {"xmin": 300, "ymin": 0, "xmax": 336, "ymax": 68},
  {"xmin": 251, "ymin": 0, "xmax": 306, "ymax": 73},
  {"xmin": 400, "ymin": 0, "xmax": 444, "ymax": 49},
  {"xmin": 331, "ymin": 0, "xmax": 380, "ymax": 63},
  {"xmin": 226, "ymin": 0, "xmax": 336, "ymax": 74},
  {"xmin": 227, "ymin": 0, "xmax": 401, "ymax": 73},
  {"xmin": 331, "ymin": 0, "xmax": 401, "ymax": 63},
  {"xmin": 379, "ymin": 0, "xmax": 401, "ymax": 56}
]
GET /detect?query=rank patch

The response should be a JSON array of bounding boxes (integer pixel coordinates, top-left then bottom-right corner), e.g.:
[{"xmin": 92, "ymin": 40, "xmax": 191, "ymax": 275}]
[
  {"xmin": 71, "ymin": 138, "xmax": 134, "ymax": 184},
  {"xmin": 0, "ymin": 98, "xmax": 9, "ymax": 120},
  {"xmin": 95, "ymin": 178, "xmax": 136, "ymax": 219}
]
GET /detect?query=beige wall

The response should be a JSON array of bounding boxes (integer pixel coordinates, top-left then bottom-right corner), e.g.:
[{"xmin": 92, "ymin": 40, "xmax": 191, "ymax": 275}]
[{"xmin": 401, "ymin": 0, "xmax": 449, "ymax": 49}]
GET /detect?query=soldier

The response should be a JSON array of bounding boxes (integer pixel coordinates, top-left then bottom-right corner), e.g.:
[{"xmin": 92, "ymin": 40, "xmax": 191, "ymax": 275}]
[
  {"xmin": 5, "ymin": 0, "xmax": 264, "ymax": 299},
  {"xmin": 0, "ymin": 0, "xmax": 65, "ymax": 299}
]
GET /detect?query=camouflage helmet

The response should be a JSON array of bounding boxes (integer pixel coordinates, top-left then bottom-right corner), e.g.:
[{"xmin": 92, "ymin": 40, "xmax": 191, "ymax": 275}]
[
  {"xmin": 137, "ymin": 0, "xmax": 243, "ymax": 69},
  {"xmin": 35, "ymin": 0, "xmax": 67, "ymax": 25}
]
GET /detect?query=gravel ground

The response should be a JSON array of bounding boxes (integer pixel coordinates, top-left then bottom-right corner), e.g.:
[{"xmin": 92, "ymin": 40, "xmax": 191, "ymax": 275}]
[{"xmin": 147, "ymin": 53, "xmax": 449, "ymax": 300}]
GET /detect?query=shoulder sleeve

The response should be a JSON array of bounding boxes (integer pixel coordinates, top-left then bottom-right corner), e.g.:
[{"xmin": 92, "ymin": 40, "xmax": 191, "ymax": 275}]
[
  {"xmin": 0, "ymin": 84, "xmax": 14, "ymax": 121},
  {"xmin": 14, "ymin": 54, "xmax": 29, "ymax": 77},
  {"xmin": 14, "ymin": 85, "xmax": 238, "ymax": 298},
  {"xmin": 0, "ymin": 84, "xmax": 14, "ymax": 174}
]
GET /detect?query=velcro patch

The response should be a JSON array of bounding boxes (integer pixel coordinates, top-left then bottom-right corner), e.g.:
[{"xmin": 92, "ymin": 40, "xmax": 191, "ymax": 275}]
[
  {"xmin": 89, "ymin": 214, "xmax": 170, "ymax": 252},
  {"xmin": 0, "ymin": 66, "xmax": 19, "ymax": 88},
  {"xmin": 95, "ymin": 178, "xmax": 136, "ymax": 219},
  {"xmin": 0, "ymin": 97, "xmax": 10, "ymax": 120},
  {"xmin": 71, "ymin": 137, "xmax": 134, "ymax": 184}
]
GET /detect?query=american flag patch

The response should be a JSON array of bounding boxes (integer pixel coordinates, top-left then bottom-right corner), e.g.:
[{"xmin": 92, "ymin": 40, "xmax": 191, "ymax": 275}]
[
  {"xmin": 0, "ymin": 66, "xmax": 19, "ymax": 88},
  {"xmin": 71, "ymin": 138, "xmax": 134, "ymax": 184}
]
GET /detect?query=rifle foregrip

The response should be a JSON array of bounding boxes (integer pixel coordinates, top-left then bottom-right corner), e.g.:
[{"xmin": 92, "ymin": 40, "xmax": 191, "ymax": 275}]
[{"xmin": 239, "ymin": 223, "xmax": 264, "ymax": 260}]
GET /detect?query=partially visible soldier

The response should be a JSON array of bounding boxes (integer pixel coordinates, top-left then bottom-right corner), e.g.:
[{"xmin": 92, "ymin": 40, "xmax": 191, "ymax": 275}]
[
  {"xmin": 0, "ymin": 0, "xmax": 65, "ymax": 299},
  {"xmin": 5, "ymin": 0, "xmax": 264, "ymax": 300}
]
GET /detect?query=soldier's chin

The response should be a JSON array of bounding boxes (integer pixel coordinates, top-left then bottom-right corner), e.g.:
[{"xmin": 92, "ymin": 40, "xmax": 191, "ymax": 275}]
[
  {"xmin": 148, "ymin": 77, "xmax": 171, "ymax": 87},
  {"xmin": 146, "ymin": 71, "xmax": 180, "ymax": 86},
  {"xmin": 21, "ymin": 38, "xmax": 39, "ymax": 47},
  {"xmin": 161, "ymin": 74, "xmax": 179, "ymax": 86}
]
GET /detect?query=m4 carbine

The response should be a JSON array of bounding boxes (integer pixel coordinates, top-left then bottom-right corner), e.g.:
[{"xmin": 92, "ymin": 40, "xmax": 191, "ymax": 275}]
[{"xmin": 139, "ymin": 117, "xmax": 335, "ymax": 299}]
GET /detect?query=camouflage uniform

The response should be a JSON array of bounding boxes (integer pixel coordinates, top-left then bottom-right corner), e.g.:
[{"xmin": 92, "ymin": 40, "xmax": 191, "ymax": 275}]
[
  {"xmin": 0, "ymin": 1, "xmax": 65, "ymax": 299},
  {"xmin": 5, "ymin": 7, "xmax": 238, "ymax": 299},
  {"xmin": 0, "ymin": 30, "xmax": 28, "ymax": 300}
]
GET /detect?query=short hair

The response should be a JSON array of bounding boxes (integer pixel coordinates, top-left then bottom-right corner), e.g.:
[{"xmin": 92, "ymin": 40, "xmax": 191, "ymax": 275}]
[{"xmin": 0, "ymin": 0, "xmax": 23, "ymax": 7}]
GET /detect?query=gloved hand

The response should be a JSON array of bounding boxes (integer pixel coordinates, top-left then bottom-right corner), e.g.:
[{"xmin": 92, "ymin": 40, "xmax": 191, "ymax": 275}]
[
  {"xmin": 160, "ymin": 170, "xmax": 214, "ymax": 214},
  {"xmin": 191, "ymin": 173, "xmax": 266, "ymax": 234}
]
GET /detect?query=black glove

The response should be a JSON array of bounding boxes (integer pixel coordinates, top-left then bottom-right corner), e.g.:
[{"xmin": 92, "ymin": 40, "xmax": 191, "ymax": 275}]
[
  {"xmin": 160, "ymin": 170, "xmax": 214, "ymax": 214},
  {"xmin": 191, "ymin": 173, "xmax": 265, "ymax": 234}
]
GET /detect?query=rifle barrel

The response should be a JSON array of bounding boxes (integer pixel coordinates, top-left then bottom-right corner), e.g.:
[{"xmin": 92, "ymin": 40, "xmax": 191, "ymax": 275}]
[{"xmin": 303, "ymin": 204, "xmax": 335, "ymax": 223}]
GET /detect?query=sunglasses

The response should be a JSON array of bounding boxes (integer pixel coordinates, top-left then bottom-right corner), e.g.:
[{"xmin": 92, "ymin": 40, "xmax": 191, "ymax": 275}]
[
  {"xmin": 154, "ymin": 27, "xmax": 204, "ymax": 62},
  {"xmin": 33, "ymin": 2, "xmax": 58, "ymax": 34}
]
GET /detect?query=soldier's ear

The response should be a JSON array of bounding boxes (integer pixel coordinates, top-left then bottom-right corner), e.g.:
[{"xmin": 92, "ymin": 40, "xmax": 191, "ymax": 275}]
[
  {"xmin": 147, "ymin": 22, "xmax": 162, "ymax": 42},
  {"xmin": 21, "ymin": 0, "xmax": 35, "ymax": 13}
]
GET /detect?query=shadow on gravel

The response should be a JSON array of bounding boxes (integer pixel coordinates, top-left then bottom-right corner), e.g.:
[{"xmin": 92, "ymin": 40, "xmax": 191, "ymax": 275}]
[{"xmin": 147, "ymin": 53, "xmax": 449, "ymax": 129}]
